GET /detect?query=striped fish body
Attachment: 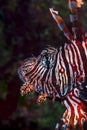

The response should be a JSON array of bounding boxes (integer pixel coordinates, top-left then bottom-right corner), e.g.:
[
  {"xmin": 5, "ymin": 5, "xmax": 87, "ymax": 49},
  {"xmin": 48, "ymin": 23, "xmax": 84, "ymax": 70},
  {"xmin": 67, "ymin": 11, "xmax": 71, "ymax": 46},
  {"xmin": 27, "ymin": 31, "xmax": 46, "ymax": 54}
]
[
  {"xmin": 18, "ymin": 0, "xmax": 87, "ymax": 129},
  {"xmin": 58, "ymin": 88, "xmax": 87, "ymax": 130},
  {"xmin": 56, "ymin": 40, "xmax": 87, "ymax": 97},
  {"xmin": 55, "ymin": 40, "xmax": 87, "ymax": 129},
  {"xmin": 18, "ymin": 39, "xmax": 87, "ymax": 98},
  {"xmin": 18, "ymin": 40, "xmax": 87, "ymax": 129}
]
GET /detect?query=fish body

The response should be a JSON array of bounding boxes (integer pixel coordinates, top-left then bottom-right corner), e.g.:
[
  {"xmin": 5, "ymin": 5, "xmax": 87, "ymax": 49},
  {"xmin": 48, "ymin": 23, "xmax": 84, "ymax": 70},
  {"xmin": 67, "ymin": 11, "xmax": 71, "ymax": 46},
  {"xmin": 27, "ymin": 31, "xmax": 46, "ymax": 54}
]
[{"xmin": 18, "ymin": 0, "xmax": 87, "ymax": 129}]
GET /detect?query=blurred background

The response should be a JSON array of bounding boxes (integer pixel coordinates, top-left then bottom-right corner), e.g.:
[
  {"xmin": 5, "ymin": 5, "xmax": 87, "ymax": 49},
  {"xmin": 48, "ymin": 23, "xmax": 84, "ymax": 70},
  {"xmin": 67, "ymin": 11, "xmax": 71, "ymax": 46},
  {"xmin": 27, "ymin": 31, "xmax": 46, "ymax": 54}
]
[{"xmin": 0, "ymin": 0, "xmax": 87, "ymax": 130}]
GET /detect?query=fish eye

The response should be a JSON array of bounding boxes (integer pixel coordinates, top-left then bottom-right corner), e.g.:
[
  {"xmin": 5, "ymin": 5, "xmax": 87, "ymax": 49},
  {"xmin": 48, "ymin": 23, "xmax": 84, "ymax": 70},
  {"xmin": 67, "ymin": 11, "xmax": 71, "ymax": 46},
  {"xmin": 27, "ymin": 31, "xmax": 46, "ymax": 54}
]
[
  {"xmin": 41, "ymin": 55, "xmax": 48, "ymax": 67},
  {"xmin": 41, "ymin": 54, "xmax": 55, "ymax": 69}
]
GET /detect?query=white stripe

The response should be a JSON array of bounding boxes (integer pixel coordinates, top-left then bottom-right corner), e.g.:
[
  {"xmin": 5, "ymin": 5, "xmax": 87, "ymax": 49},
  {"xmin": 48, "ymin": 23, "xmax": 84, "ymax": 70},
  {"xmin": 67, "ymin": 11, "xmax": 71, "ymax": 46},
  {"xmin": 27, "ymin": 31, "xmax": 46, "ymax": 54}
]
[
  {"xmin": 38, "ymin": 68, "xmax": 46, "ymax": 82},
  {"xmin": 49, "ymin": 67, "xmax": 53, "ymax": 84},
  {"xmin": 59, "ymin": 47, "xmax": 68, "ymax": 85},
  {"xmin": 58, "ymin": 50, "xmax": 64, "ymax": 95},
  {"xmin": 71, "ymin": 44, "xmax": 80, "ymax": 75},
  {"xmin": 30, "ymin": 63, "xmax": 45, "ymax": 79},
  {"xmin": 63, "ymin": 100, "xmax": 71, "ymax": 124},
  {"xmin": 59, "ymin": 50, "xmax": 66, "ymax": 96},
  {"xmin": 59, "ymin": 72, "xmax": 64, "ymax": 95},
  {"xmin": 73, "ymin": 41, "xmax": 85, "ymax": 76},
  {"xmin": 44, "ymin": 70, "xmax": 51, "ymax": 93},
  {"xmin": 55, "ymin": 53, "xmax": 60, "ymax": 85},
  {"xmin": 31, "ymin": 67, "xmax": 45, "ymax": 83},
  {"xmin": 55, "ymin": 123, "xmax": 59, "ymax": 129},
  {"xmin": 49, "ymin": 68, "xmax": 60, "ymax": 96},
  {"xmin": 67, "ymin": 96, "xmax": 79, "ymax": 125},
  {"xmin": 72, "ymin": 96, "xmax": 81, "ymax": 103},
  {"xmin": 72, "ymin": 88, "xmax": 81, "ymax": 103},
  {"xmin": 64, "ymin": 44, "xmax": 73, "ymax": 78},
  {"xmin": 82, "ymin": 41, "xmax": 87, "ymax": 59},
  {"xmin": 29, "ymin": 62, "xmax": 43, "ymax": 77},
  {"xmin": 45, "ymin": 84, "xmax": 50, "ymax": 94},
  {"xmin": 67, "ymin": 45, "xmax": 74, "ymax": 64},
  {"xmin": 43, "ymin": 83, "xmax": 47, "ymax": 94},
  {"xmin": 45, "ymin": 70, "xmax": 50, "ymax": 82},
  {"xmin": 48, "ymin": 68, "xmax": 54, "ymax": 93},
  {"xmin": 73, "ymin": 88, "xmax": 79, "ymax": 97}
]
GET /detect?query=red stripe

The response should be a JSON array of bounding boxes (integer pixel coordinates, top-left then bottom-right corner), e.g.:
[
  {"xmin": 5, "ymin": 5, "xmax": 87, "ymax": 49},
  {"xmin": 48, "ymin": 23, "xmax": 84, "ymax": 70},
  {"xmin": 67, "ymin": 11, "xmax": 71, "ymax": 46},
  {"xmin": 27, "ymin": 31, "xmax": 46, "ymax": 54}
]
[
  {"xmin": 70, "ymin": 44, "xmax": 80, "ymax": 75},
  {"xmin": 62, "ymin": 47, "xmax": 71, "ymax": 92},
  {"xmin": 76, "ymin": 40, "xmax": 87, "ymax": 76},
  {"xmin": 72, "ymin": 43, "xmax": 81, "ymax": 74},
  {"xmin": 65, "ymin": 44, "xmax": 75, "ymax": 78}
]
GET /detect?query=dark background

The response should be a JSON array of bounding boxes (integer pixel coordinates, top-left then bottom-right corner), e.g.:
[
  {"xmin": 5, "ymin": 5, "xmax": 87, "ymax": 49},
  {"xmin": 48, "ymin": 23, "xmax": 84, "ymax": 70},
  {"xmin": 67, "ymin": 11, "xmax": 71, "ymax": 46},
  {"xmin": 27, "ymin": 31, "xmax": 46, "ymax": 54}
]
[{"xmin": 0, "ymin": 0, "xmax": 87, "ymax": 130}]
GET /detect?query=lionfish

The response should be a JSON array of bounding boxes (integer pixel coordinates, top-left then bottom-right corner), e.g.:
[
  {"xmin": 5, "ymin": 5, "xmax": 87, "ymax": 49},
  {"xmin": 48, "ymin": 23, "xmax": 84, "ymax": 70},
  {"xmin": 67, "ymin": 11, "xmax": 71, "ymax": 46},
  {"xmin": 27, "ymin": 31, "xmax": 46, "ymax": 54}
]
[{"xmin": 18, "ymin": 0, "xmax": 87, "ymax": 129}]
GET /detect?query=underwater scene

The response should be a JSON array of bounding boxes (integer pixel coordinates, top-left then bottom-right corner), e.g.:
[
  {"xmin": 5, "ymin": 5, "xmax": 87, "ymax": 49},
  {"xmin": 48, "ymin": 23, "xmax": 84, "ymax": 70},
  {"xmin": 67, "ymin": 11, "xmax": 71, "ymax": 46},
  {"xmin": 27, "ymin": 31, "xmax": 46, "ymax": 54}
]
[{"xmin": 0, "ymin": 0, "xmax": 87, "ymax": 130}]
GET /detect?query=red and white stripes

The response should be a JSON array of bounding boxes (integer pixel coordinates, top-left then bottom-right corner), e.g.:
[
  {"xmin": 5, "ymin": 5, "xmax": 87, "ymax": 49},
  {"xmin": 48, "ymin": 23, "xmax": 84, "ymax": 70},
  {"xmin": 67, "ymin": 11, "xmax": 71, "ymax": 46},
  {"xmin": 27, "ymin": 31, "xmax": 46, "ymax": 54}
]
[
  {"xmin": 54, "ymin": 40, "xmax": 87, "ymax": 97},
  {"xmin": 62, "ymin": 88, "xmax": 87, "ymax": 128},
  {"xmin": 18, "ymin": 0, "xmax": 87, "ymax": 129}
]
